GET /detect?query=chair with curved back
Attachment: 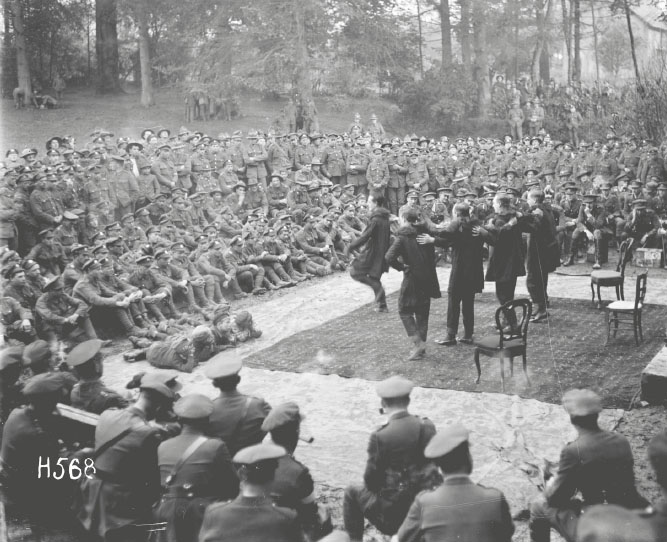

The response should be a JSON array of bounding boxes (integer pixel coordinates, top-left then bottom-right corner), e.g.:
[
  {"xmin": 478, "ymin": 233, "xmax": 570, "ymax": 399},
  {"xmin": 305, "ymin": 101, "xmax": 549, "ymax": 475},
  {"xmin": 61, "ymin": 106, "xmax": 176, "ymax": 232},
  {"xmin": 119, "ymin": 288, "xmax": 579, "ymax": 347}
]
[
  {"xmin": 590, "ymin": 239, "xmax": 630, "ymax": 309},
  {"xmin": 473, "ymin": 298, "xmax": 532, "ymax": 392},
  {"xmin": 605, "ymin": 271, "xmax": 647, "ymax": 346}
]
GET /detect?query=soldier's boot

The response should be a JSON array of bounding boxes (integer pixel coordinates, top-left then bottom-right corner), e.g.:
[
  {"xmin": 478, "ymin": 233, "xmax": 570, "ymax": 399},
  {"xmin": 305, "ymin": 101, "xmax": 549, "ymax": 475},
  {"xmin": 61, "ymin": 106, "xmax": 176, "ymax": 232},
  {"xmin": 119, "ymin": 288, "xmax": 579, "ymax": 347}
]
[
  {"xmin": 407, "ymin": 335, "xmax": 426, "ymax": 361},
  {"xmin": 263, "ymin": 278, "xmax": 279, "ymax": 291},
  {"xmin": 251, "ymin": 268, "xmax": 267, "ymax": 295},
  {"xmin": 288, "ymin": 267, "xmax": 308, "ymax": 282},
  {"xmin": 275, "ymin": 264, "xmax": 296, "ymax": 286},
  {"xmin": 146, "ymin": 302, "xmax": 167, "ymax": 322},
  {"xmin": 263, "ymin": 266, "xmax": 283, "ymax": 288},
  {"xmin": 193, "ymin": 285, "xmax": 211, "ymax": 308}
]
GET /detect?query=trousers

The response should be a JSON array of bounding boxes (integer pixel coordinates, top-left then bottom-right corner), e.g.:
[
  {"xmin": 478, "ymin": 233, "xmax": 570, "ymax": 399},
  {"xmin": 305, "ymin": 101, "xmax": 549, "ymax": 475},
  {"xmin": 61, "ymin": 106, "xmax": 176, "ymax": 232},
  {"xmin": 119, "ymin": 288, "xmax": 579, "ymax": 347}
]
[
  {"xmin": 350, "ymin": 271, "xmax": 387, "ymax": 308},
  {"xmin": 446, "ymin": 289, "xmax": 475, "ymax": 338},
  {"xmin": 399, "ymin": 300, "xmax": 430, "ymax": 341},
  {"xmin": 529, "ymin": 494, "xmax": 579, "ymax": 542}
]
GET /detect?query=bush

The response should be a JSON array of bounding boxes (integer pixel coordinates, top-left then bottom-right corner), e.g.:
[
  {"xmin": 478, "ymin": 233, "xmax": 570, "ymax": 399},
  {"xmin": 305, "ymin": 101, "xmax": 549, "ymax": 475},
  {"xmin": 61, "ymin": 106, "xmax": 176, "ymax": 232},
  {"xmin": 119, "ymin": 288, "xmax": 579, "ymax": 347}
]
[{"xmin": 396, "ymin": 66, "xmax": 476, "ymax": 129}]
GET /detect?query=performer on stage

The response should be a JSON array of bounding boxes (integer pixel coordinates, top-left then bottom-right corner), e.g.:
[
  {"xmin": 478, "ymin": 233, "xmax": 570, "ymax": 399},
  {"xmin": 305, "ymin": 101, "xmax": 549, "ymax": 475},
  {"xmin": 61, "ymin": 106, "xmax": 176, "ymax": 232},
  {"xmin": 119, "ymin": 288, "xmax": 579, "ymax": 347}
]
[
  {"xmin": 417, "ymin": 202, "xmax": 487, "ymax": 346},
  {"xmin": 345, "ymin": 195, "xmax": 392, "ymax": 312},
  {"xmin": 385, "ymin": 208, "xmax": 441, "ymax": 360}
]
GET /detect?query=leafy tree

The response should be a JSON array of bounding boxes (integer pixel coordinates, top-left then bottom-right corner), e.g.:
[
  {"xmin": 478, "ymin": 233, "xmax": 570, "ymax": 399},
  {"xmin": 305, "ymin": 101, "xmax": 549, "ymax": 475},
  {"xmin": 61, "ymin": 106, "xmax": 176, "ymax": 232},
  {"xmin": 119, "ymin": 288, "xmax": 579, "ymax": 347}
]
[{"xmin": 597, "ymin": 21, "xmax": 637, "ymax": 77}]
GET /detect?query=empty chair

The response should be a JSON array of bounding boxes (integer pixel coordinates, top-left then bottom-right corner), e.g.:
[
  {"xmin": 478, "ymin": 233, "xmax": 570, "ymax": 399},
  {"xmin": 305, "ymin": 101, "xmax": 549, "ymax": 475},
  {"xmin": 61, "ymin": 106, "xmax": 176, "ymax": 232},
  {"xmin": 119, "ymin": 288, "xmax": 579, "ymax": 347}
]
[
  {"xmin": 473, "ymin": 299, "xmax": 532, "ymax": 392},
  {"xmin": 605, "ymin": 271, "xmax": 647, "ymax": 347},
  {"xmin": 590, "ymin": 240, "xmax": 630, "ymax": 309}
]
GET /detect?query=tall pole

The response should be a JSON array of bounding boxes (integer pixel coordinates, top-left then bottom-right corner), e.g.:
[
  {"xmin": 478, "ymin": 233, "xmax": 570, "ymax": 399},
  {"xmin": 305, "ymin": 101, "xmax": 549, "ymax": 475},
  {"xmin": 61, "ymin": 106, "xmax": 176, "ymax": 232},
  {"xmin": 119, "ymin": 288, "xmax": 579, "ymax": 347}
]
[{"xmin": 416, "ymin": 0, "xmax": 424, "ymax": 78}]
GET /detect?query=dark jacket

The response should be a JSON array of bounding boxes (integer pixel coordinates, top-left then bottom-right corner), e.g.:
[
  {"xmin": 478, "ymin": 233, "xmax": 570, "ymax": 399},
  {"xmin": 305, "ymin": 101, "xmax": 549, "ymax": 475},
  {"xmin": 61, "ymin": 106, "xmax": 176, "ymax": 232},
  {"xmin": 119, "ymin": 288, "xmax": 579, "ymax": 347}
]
[
  {"xmin": 518, "ymin": 203, "xmax": 561, "ymax": 274},
  {"xmin": 433, "ymin": 218, "xmax": 487, "ymax": 293},
  {"xmin": 349, "ymin": 206, "xmax": 392, "ymax": 278},
  {"xmin": 385, "ymin": 224, "xmax": 441, "ymax": 309},
  {"xmin": 397, "ymin": 475, "xmax": 514, "ymax": 542},
  {"xmin": 484, "ymin": 212, "xmax": 526, "ymax": 283},
  {"xmin": 546, "ymin": 427, "xmax": 648, "ymax": 510}
]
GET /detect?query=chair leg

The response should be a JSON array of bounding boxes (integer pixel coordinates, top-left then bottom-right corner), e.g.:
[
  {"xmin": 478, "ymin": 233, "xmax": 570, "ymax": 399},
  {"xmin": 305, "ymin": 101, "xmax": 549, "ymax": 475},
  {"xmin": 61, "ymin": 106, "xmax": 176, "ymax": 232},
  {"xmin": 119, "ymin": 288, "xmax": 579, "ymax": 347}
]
[
  {"xmin": 613, "ymin": 312, "xmax": 619, "ymax": 338},
  {"xmin": 606, "ymin": 312, "xmax": 612, "ymax": 345},
  {"xmin": 591, "ymin": 282, "xmax": 595, "ymax": 304},
  {"xmin": 596, "ymin": 285, "xmax": 602, "ymax": 309},
  {"xmin": 499, "ymin": 355, "xmax": 505, "ymax": 393},
  {"xmin": 634, "ymin": 313, "xmax": 639, "ymax": 347},
  {"xmin": 638, "ymin": 311, "xmax": 644, "ymax": 341},
  {"xmin": 522, "ymin": 352, "xmax": 530, "ymax": 386},
  {"xmin": 474, "ymin": 349, "xmax": 481, "ymax": 384},
  {"xmin": 615, "ymin": 285, "xmax": 621, "ymax": 301},
  {"xmin": 620, "ymin": 282, "xmax": 625, "ymax": 300},
  {"xmin": 509, "ymin": 356, "xmax": 514, "ymax": 376}
]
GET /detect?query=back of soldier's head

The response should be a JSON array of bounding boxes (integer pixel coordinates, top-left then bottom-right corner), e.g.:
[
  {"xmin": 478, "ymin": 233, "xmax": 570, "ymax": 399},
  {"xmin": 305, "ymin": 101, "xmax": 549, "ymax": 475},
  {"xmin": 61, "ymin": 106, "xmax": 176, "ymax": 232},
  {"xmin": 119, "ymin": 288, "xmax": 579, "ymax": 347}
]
[
  {"xmin": 434, "ymin": 441, "xmax": 472, "ymax": 474},
  {"xmin": 648, "ymin": 431, "xmax": 667, "ymax": 490},
  {"xmin": 529, "ymin": 189, "xmax": 545, "ymax": 203},
  {"xmin": 453, "ymin": 202, "xmax": 470, "ymax": 218}
]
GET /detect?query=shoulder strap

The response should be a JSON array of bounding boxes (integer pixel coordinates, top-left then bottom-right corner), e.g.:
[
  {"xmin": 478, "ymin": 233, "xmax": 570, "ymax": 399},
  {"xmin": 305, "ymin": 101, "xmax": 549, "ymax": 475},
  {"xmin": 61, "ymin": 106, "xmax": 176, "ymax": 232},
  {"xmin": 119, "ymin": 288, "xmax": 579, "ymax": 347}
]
[
  {"xmin": 92, "ymin": 427, "xmax": 133, "ymax": 460},
  {"xmin": 165, "ymin": 435, "xmax": 208, "ymax": 486}
]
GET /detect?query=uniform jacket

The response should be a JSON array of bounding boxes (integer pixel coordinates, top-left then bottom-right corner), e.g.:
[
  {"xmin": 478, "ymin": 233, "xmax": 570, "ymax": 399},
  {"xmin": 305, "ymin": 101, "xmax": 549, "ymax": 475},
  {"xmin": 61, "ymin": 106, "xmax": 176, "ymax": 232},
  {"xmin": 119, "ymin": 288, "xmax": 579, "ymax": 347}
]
[
  {"xmin": 349, "ymin": 207, "xmax": 391, "ymax": 279},
  {"xmin": 78, "ymin": 406, "xmax": 163, "ymax": 536},
  {"xmin": 207, "ymin": 389, "xmax": 271, "ymax": 456},
  {"xmin": 546, "ymin": 427, "xmax": 648, "ymax": 510},
  {"xmin": 518, "ymin": 204, "xmax": 561, "ymax": 274},
  {"xmin": 70, "ymin": 378, "xmax": 128, "ymax": 414},
  {"xmin": 199, "ymin": 494, "xmax": 303, "ymax": 542},
  {"xmin": 433, "ymin": 218, "xmax": 487, "ymax": 293},
  {"xmin": 397, "ymin": 475, "xmax": 514, "ymax": 542},
  {"xmin": 35, "ymin": 291, "xmax": 88, "ymax": 326}
]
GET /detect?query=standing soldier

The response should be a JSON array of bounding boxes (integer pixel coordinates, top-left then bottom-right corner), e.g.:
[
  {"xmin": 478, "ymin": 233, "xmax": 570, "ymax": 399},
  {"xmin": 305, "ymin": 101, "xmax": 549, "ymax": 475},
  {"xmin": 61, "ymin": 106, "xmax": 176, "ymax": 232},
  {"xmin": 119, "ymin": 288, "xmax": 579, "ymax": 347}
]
[
  {"xmin": 244, "ymin": 130, "xmax": 270, "ymax": 190},
  {"xmin": 152, "ymin": 145, "xmax": 178, "ymax": 191},
  {"xmin": 14, "ymin": 173, "xmax": 39, "ymax": 255},
  {"xmin": 343, "ymin": 376, "xmax": 439, "ymax": 542},
  {"xmin": 366, "ymin": 145, "xmax": 389, "ymax": 200},
  {"xmin": 321, "ymin": 134, "xmax": 347, "ymax": 186},
  {"xmin": 204, "ymin": 353, "xmax": 271, "ymax": 456},
  {"xmin": 346, "ymin": 143, "xmax": 370, "ymax": 197},
  {"xmin": 507, "ymin": 100, "xmax": 524, "ymax": 141},
  {"xmin": 154, "ymin": 394, "xmax": 239, "ymax": 542},
  {"xmin": 30, "ymin": 172, "xmax": 63, "ymax": 231}
]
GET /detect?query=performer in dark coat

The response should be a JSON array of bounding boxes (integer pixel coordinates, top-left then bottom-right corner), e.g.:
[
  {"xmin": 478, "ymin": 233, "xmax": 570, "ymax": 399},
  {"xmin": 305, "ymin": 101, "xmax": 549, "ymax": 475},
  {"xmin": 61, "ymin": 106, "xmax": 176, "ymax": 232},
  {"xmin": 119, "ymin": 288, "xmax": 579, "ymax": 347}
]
[
  {"xmin": 484, "ymin": 193, "xmax": 526, "ymax": 332},
  {"xmin": 346, "ymin": 195, "xmax": 392, "ymax": 312},
  {"xmin": 518, "ymin": 189, "xmax": 560, "ymax": 322},
  {"xmin": 418, "ymin": 202, "xmax": 488, "ymax": 346},
  {"xmin": 385, "ymin": 208, "xmax": 441, "ymax": 360}
]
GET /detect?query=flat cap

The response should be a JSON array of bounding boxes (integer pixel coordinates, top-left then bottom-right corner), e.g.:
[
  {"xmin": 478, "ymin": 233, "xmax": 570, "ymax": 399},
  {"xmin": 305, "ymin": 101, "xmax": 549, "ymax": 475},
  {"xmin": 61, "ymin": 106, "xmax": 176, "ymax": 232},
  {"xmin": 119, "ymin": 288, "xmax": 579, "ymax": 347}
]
[
  {"xmin": 22, "ymin": 340, "xmax": 51, "ymax": 366},
  {"xmin": 70, "ymin": 243, "xmax": 88, "ymax": 254},
  {"xmin": 66, "ymin": 339, "xmax": 103, "ymax": 367},
  {"xmin": 562, "ymin": 389, "xmax": 602, "ymax": 416},
  {"xmin": 261, "ymin": 402, "xmax": 303, "ymax": 432},
  {"xmin": 204, "ymin": 352, "xmax": 243, "ymax": 379},
  {"xmin": 173, "ymin": 393, "xmax": 214, "ymax": 419},
  {"xmin": 0, "ymin": 346, "xmax": 25, "ymax": 370},
  {"xmin": 375, "ymin": 375, "xmax": 414, "ymax": 398},
  {"xmin": 233, "ymin": 443, "xmax": 286, "ymax": 465},
  {"xmin": 23, "ymin": 372, "xmax": 66, "ymax": 397},
  {"xmin": 424, "ymin": 423, "xmax": 470, "ymax": 458},
  {"xmin": 139, "ymin": 372, "xmax": 180, "ymax": 399}
]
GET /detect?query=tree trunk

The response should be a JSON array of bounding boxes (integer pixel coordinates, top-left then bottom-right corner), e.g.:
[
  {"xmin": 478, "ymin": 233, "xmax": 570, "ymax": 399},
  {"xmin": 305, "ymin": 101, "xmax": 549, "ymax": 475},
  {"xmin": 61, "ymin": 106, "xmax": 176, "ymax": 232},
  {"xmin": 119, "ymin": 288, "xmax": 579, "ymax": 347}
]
[
  {"xmin": 10, "ymin": 0, "xmax": 31, "ymax": 100},
  {"xmin": 417, "ymin": 0, "xmax": 425, "ymax": 78},
  {"xmin": 95, "ymin": 0, "xmax": 121, "ymax": 93},
  {"xmin": 561, "ymin": 0, "xmax": 572, "ymax": 82},
  {"xmin": 540, "ymin": 41, "xmax": 551, "ymax": 82},
  {"xmin": 136, "ymin": 0, "xmax": 154, "ymax": 106},
  {"xmin": 439, "ymin": 0, "xmax": 452, "ymax": 68},
  {"xmin": 573, "ymin": 0, "xmax": 581, "ymax": 81},
  {"xmin": 531, "ymin": 0, "xmax": 552, "ymax": 85},
  {"xmin": 293, "ymin": 0, "xmax": 311, "ymax": 103},
  {"xmin": 459, "ymin": 0, "xmax": 472, "ymax": 67},
  {"xmin": 623, "ymin": 0, "xmax": 641, "ymax": 85},
  {"xmin": 472, "ymin": 0, "xmax": 490, "ymax": 117}
]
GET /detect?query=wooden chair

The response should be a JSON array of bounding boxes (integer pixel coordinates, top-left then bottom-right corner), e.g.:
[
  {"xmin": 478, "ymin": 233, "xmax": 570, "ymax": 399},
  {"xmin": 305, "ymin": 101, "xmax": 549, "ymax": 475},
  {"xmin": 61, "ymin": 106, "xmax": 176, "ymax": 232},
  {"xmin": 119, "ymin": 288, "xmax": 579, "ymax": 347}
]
[
  {"xmin": 605, "ymin": 271, "xmax": 647, "ymax": 347},
  {"xmin": 473, "ymin": 299, "xmax": 532, "ymax": 392},
  {"xmin": 590, "ymin": 239, "xmax": 630, "ymax": 309}
]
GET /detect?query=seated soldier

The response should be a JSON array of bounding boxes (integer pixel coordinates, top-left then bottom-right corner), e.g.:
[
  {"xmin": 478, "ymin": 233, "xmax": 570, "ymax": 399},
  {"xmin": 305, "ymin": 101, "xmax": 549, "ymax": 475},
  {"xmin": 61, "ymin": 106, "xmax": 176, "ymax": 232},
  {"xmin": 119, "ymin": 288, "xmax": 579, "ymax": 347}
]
[
  {"xmin": 294, "ymin": 213, "xmax": 337, "ymax": 272},
  {"xmin": 3, "ymin": 263, "xmax": 39, "ymax": 312},
  {"xmin": 621, "ymin": 199, "xmax": 661, "ymax": 264},
  {"xmin": 126, "ymin": 254, "xmax": 177, "ymax": 321},
  {"xmin": 196, "ymin": 238, "xmax": 249, "ymax": 300},
  {"xmin": 26, "ymin": 228, "xmax": 67, "ymax": 277},
  {"xmin": 67, "ymin": 339, "xmax": 129, "ymax": 414},
  {"xmin": 224, "ymin": 235, "xmax": 267, "ymax": 295},
  {"xmin": 1, "ymin": 295, "xmax": 36, "ymax": 345},
  {"xmin": 262, "ymin": 226, "xmax": 308, "ymax": 282},
  {"xmin": 170, "ymin": 240, "xmax": 221, "ymax": 306},
  {"xmin": 566, "ymin": 193, "xmax": 611, "ymax": 269},
  {"xmin": 152, "ymin": 248, "xmax": 206, "ymax": 316},
  {"xmin": 35, "ymin": 276, "xmax": 98, "ymax": 348},
  {"xmin": 277, "ymin": 224, "xmax": 329, "ymax": 277},
  {"xmin": 242, "ymin": 229, "xmax": 293, "ymax": 290}
]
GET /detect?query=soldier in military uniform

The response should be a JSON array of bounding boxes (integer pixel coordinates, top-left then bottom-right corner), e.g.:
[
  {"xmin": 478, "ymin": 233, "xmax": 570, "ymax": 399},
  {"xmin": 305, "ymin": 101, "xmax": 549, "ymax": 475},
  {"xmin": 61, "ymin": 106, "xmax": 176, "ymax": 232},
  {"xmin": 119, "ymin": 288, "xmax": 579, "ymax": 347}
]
[
  {"xmin": 13, "ymin": 173, "xmax": 39, "ymax": 255},
  {"xmin": 154, "ymin": 394, "xmax": 239, "ymax": 542},
  {"xmin": 567, "ymin": 193, "xmax": 610, "ymax": 269},
  {"xmin": 366, "ymin": 146, "xmax": 389, "ymax": 199},
  {"xmin": 53, "ymin": 210, "xmax": 80, "ymax": 259},
  {"xmin": 558, "ymin": 184, "xmax": 581, "ymax": 264},
  {"xmin": 3, "ymin": 262, "xmax": 39, "ymax": 312},
  {"xmin": 30, "ymin": 172, "xmax": 63, "ymax": 231},
  {"xmin": 67, "ymin": 339, "xmax": 128, "ymax": 414},
  {"xmin": 344, "ymin": 376, "xmax": 439, "ymax": 542},
  {"xmin": 78, "ymin": 373, "xmax": 178, "ymax": 542},
  {"xmin": 199, "ymin": 443, "xmax": 303, "ymax": 542},
  {"xmin": 397, "ymin": 423, "xmax": 514, "ymax": 542},
  {"xmin": 26, "ymin": 228, "xmax": 67, "ymax": 276},
  {"xmin": 127, "ymin": 254, "xmax": 178, "ymax": 321},
  {"xmin": 1, "ymin": 294, "xmax": 36, "ymax": 344},
  {"xmin": 346, "ymin": 143, "xmax": 369, "ymax": 196},
  {"xmin": 622, "ymin": 199, "xmax": 661, "ymax": 263},
  {"xmin": 529, "ymin": 389, "xmax": 648, "ymax": 542},
  {"xmin": 0, "ymin": 373, "xmax": 81, "ymax": 536},
  {"xmin": 223, "ymin": 236, "xmax": 267, "ymax": 295},
  {"xmin": 152, "ymin": 144, "xmax": 178, "ymax": 191},
  {"xmin": 204, "ymin": 353, "xmax": 271, "ymax": 456},
  {"xmin": 36, "ymin": 275, "xmax": 98, "ymax": 346}
]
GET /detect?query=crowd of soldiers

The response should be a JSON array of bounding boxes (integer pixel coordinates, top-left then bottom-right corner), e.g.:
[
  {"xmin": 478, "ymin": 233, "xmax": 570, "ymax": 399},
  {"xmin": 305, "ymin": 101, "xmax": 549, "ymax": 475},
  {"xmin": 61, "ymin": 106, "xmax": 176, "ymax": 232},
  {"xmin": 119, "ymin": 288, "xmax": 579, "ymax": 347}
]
[
  {"xmin": 2, "ymin": 120, "xmax": 667, "ymax": 355},
  {"xmin": 1, "ymin": 115, "xmax": 667, "ymax": 540},
  {"xmin": 0, "ymin": 343, "xmax": 666, "ymax": 542}
]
